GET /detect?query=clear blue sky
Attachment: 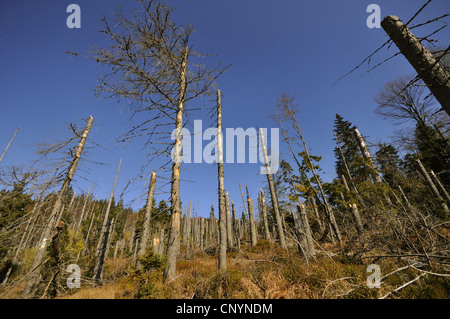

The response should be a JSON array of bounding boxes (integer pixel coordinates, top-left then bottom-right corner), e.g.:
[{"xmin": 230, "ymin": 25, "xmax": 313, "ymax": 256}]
[{"xmin": 1, "ymin": 1, "xmax": 449, "ymax": 216}]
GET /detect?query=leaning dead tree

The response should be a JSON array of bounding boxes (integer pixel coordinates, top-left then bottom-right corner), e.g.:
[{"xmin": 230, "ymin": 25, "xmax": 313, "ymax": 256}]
[
  {"xmin": 0, "ymin": 127, "xmax": 19, "ymax": 164},
  {"xmin": 273, "ymin": 94, "xmax": 341, "ymax": 243},
  {"xmin": 69, "ymin": 0, "xmax": 226, "ymax": 282},
  {"xmin": 381, "ymin": 15, "xmax": 450, "ymax": 117},
  {"xmin": 22, "ymin": 116, "xmax": 93, "ymax": 299},
  {"xmin": 259, "ymin": 128, "xmax": 287, "ymax": 249},
  {"xmin": 416, "ymin": 158, "xmax": 449, "ymax": 213}
]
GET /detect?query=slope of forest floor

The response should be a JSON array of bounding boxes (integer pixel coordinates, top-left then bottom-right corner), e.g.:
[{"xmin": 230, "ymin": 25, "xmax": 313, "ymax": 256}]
[{"xmin": 3, "ymin": 240, "xmax": 447, "ymax": 299}]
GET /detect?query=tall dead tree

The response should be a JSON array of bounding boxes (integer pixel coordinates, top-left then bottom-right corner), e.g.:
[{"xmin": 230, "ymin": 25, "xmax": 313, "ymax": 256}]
[
  {"xmin": 273, "ymin": 95, "xmax": 341, "ymax": 243},
  {"xmin": 136, "ymin": 171, "xmax": 157, "ymax": 269},
  {"xmin": 22, "ymin": 116, "xmax": 93, "ymax": 299},
  {"xmin": 381, "ymin": 15, "xmax": 450, "ymax": 117},
  {"xmin": 93, "ymin": 158, "xmax": 122, "ymax": 280},
  {"xmin": 72, "ymin": 0, "xmax": 225, "ymax": 283},
  {"xmin": 216, "ymin": 89, "xmax": 227, "ymax": 270},
  {"xmin": 259, "ymin": 128, "xmax": 287, "ymax": 249},
  {"xmin": 164, "ymin": 45, "xmax": 189, "ymax": 281}
]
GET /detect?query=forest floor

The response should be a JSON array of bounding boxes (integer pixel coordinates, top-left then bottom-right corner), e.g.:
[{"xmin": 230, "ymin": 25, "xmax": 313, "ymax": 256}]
[
  {"xmin": 1, "ymin": 240, "xmax": 449, "ymax": 299},
  {"xmin": 59, "ymin": 241, "xmax": 450, "ymax": 299}
]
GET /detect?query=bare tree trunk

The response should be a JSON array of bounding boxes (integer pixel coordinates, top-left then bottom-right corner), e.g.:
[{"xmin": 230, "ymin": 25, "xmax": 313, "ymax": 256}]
[
  {"xmin": 289, "ymin": 117, "xmax": 341, "ymax": 243},
  {"xmin": 259, "ymin": 189, "xmax": 271, "ymax": 241},
  {"xmin": 165, "ymin": 47, "xmax": 188, "ymax": 281},
  {"xmin": 309, "ymin": 197, "xmax": 324, "ymax": 234},
  {"xmin": 225, "ymin": 192, "xmax": 233, "ymax": 249},
  {"xmin": 200, "ymin": 217, "xmax": 205, "ymax": 251},
  {"xmin": 238, "ymin": 181, "xmax": 249, "ymax": 220},
  {"xmin": 93, "ymin": 158, "xmax": 122, "ymax": 280},
  {"xmin": 299, "ymin": 204, "xmax": 315, "ymax": 258},
  {"xmin": 349, "ymin": 203, "xmax": 365, "ymax": 239},
  {"xmin": 216, "ymin": 89, "xmax": 227, "ymax": 271},
  {"xmin": 231, "ymin": 202, "xmax": 241, "ymax": 250},
  {"xmin": 136, "ymin": 171, "xmax": 157, "ymax": 269},
  {"xmin": 354, "ymin": 128, "xmax": 381, "ymax": 183},
  {"xmin": 381, "ymin": 15, "xmax": 450, "ymax": 117},
  {"xmin": 0, "ymin": 127, "xmax": 19, "ymax": 164},
  {"xmin": 247, "ymin": 198, "xmax": 258, "ymax": 246},
  {"xmin": 430, "ymin": 170, "xmax": 450, "ymax": 205},
  {"xmin": 22, "ymin": 116, "xmax": 93, "ymax": 299},
  {"xmin": 416, "ymin": 159, "xmax": 449, "ymax": 213},
  {"xmin": 292, "ymin": 205, "xmax": 312, "ymax": 260},
  {"xmin": 259, "ymin": 128, "xmax": 286, "ymax": 249}
]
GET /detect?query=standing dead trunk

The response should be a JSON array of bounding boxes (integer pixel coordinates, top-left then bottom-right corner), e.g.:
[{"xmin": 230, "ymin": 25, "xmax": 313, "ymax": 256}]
[
  {"xmin": 259, "ymin": 189, "xmax": 271, "ymax": 241},
  {"xmin": 416, "ymin": 159, "xmax": 449, "ymax": 213},
  {"xmin": 247, "ymin": 198, "xmax": 258, "ymax": 247},
  {"xmin": 354, "ymin": 128, "xmax": 381, "ymax": 183},
  {"xmin": 165, "ymin": 47, "xmax": 189, "ymax": 281},
  {"xmin": 259, "ymin": 128, "xmax": 287, "ymax": 249},
  {"xmin": 225, "ymin": 192, "xmax": 233, "ymax": 249},
  {"xmin": 22, "ymin": 116, "xmax": 93, "ymax": 299},
  {"xmin": 94, "ymin": 218, "xmax": 113, "ymax": 281},
  {"xmin": 216, "ymin": 89, "xmax": 227, "ymax": 270},
  {"xmin": 298, "ymin": 204, "xmax": 315, "ymax": 258},
  {"xmin": 136, "ymin": 171, "xmax": 157, "ymax": 269},
  {"xmin": 381, "ymin": 15, "xmax": 450, "ymax": 117},
  {"xmin": 309, "ymin": 197, "xmax": 324, "ymax": 234},
  {"xmin": 349, "ymin": 204, "xmax": 365, "ymax": 239},
  {"xmin": 231, "ymin": 202, "xmax": 241, "ymax": 250},
  {"xmin": 292, "ymin": 206, "xmax": 307, "ymax": 259},
  {"xmin": 93, "ymin": 158, "xmax": 122, "ymax": 280}
]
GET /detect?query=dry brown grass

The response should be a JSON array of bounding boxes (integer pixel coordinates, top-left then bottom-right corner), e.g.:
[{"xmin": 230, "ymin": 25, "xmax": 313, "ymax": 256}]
[
  {"xmin": 61, "ymin": 284, "xmax": 121, "ymax": 299},
  {"xmin": 10, "ymin": 239, "xmax": 446, "ymax": 299}
]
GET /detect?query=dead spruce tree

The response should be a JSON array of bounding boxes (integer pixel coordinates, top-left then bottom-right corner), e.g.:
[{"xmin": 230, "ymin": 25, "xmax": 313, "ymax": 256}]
[
  {"xmin": 217, "ymin": 89, "xmax": 227, "ymax": 270},
  {"xmin": 22, "ymin": 116, "xmax": 93, "ymax": 299},
  {"xmin": 70, "ymin": 0, "xmax": 226, "ymax": 282},
  {"xmin": 259, "ymin": 128, "xmax": 287, "ymax": 249}
]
